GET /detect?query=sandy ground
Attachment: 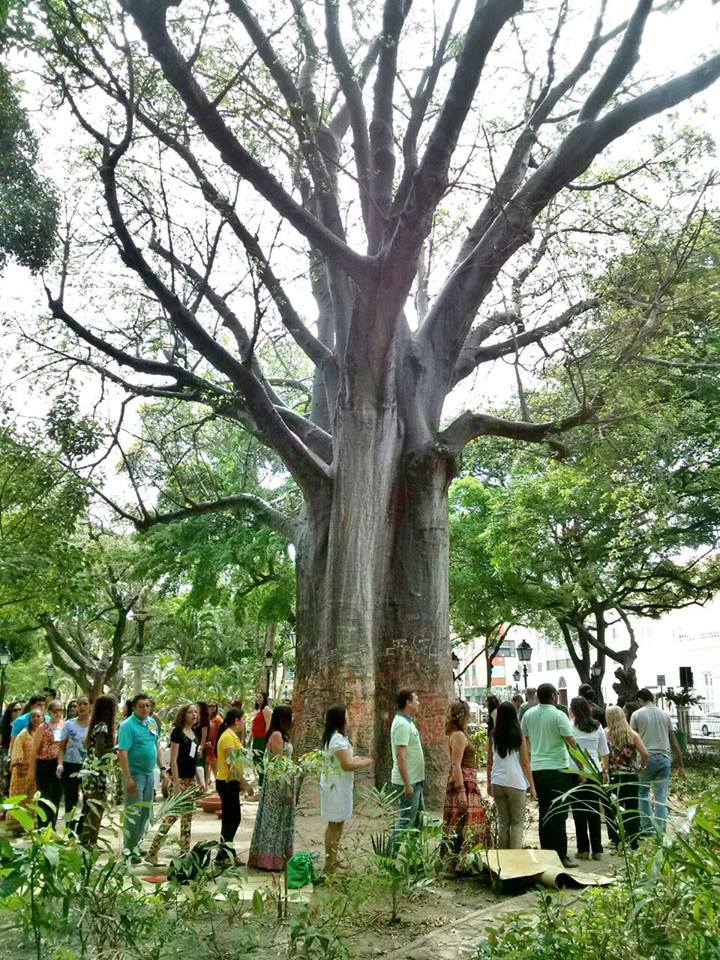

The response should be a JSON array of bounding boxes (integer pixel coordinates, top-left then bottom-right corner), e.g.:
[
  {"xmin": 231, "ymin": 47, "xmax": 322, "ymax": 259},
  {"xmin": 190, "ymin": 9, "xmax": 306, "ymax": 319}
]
[{"xmin": 1, "ymin": 774, "xmax": 624, "ymax": 959}]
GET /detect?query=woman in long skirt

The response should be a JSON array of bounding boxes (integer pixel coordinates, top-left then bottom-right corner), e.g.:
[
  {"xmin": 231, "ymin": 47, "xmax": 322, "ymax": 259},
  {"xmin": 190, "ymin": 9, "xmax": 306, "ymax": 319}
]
[
  {"xmin": 442, "ymin": 700, "xmax": 491, "ymax": 871},
  {"xmin": 248, "ymin": 705, "xmax": 296, "ymax": 871}
]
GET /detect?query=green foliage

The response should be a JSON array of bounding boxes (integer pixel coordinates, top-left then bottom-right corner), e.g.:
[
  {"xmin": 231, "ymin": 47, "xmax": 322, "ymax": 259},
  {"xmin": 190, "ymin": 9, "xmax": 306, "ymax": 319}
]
[
  {"xmin": 287, "ymin": 898, "xmax": 352, "ymax": 960},
  {"xmin": 0, "ymin": 794, "xmax": 264, "ymax": 959},
  {"xmin": 0, "ymin": 63, "xmax": 58, "ymax": 272},
  {"xmin": 475, "ymin": 789, "xmax": 720, "ymax": 960},
  {"xmin": 0, "ymin": 421, "xmax": 88, "ymax": 637}
]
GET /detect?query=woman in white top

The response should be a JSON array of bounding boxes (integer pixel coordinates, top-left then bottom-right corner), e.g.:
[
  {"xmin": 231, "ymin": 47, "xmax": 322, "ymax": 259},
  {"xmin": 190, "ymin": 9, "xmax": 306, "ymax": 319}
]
[
  {"xmin": 486, "ymin": 701, "xmax": 535, "ymax": 848},
  {"xmin": 320, "ymin": 704, "xmax": 373, "ymax": 873},
  {"xmin": 569, "ymin": 696, "xmax": 610, "ymax": 861}
]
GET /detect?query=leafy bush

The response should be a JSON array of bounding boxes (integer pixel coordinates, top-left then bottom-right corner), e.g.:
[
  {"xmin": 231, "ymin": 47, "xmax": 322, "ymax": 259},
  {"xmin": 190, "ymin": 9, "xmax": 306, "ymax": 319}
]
[{"xmin": 475, "ymin": 790, "xmax": 720, "ymax": 960}]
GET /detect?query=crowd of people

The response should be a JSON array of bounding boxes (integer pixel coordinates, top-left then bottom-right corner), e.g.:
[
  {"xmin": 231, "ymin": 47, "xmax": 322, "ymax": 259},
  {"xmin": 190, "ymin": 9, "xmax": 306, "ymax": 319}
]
[{"xmin": 0, "ymin": 676, "xmax": 685, "ymax": 875}]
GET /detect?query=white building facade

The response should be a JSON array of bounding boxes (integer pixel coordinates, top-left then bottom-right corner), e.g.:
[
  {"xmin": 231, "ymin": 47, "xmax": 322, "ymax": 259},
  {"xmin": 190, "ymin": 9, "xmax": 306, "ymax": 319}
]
[{"xmin": 455, "ymin": 596, "xmax": 720, "ymax": 711}]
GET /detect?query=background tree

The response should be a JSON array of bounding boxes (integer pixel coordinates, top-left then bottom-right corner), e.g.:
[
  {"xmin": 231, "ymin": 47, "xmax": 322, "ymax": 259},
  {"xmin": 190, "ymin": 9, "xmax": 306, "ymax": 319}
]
[
  {"xmin": 7, "ymin": 0, "xmax": 720, "ymax": 790},
  {"xmin": 0, "ymin": 0, "xmax": 58, "ymax": 272},
  {"xmin": 451, "ymin": 217, "xmax": 720, "ymax": 703},
  {"xmin": 0, "ymin": 419, "xmax": 88, "ymax": 646}
]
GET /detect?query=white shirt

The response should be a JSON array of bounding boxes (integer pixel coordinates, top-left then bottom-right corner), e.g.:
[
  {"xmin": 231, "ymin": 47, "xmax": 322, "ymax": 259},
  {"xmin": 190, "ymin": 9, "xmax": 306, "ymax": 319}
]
[
  {"xmin": 491, "ymin": 745, "xmax": 528, "ymax": 791},
  {"xmin": 571, "ymin": 723, "xmax": 609, "ymax": 770}
]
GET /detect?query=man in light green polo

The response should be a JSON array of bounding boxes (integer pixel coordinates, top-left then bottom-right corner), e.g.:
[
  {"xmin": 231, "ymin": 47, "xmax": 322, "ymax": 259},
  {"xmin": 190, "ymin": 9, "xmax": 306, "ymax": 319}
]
[
  {"xmin": 390, "ymin": 688, "xmax": 425, "ymax": 851},
  {"xmin": 521, "ymin": 682, "xmax": 576, "ymax": 867}
]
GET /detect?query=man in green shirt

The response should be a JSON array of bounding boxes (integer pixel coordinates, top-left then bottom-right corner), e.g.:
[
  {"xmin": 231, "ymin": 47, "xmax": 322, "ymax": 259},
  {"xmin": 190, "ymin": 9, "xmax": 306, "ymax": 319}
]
[
  {"xmin": 390, "ymin": 689, "xmax": 425, "ymax": 851},
  {"xmin": 521, "ymin": 683, "xmax": 577, "ymax": 866},
  {"xmin": 118, "ymin": 693, "xmax": 165, "ymax": 861}
]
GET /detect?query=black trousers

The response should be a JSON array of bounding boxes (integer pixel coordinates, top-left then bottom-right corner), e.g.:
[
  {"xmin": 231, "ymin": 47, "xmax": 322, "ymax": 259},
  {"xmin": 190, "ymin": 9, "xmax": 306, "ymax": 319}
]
[
  {"xmin": 569, "ymin": 776, "xmax": 603, "ymax": 855},
  {"xmin": 35, "ymin": 757, "xmax": 62, "ymax": 828},
  {"xmin": 606, "ymin": 771, "xmax": 641, "ymax": 848},
  {"xmin": 62, "ymin": 761, "xmax": 83, "ymax": 829},
  {"xmin": 216, "ymin": 779, "xmax": 241, "ymax": 860},
  {"xmin": 534, "ymin": 769, "xmax": 572, "ymax": 861}
]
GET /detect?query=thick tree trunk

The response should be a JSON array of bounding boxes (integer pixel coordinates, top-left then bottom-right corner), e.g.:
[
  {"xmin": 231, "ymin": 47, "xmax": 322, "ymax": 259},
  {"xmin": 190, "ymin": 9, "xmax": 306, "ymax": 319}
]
[{"xmin": 293, "ymin": 399, "xmax": 454, "ymax": 804}]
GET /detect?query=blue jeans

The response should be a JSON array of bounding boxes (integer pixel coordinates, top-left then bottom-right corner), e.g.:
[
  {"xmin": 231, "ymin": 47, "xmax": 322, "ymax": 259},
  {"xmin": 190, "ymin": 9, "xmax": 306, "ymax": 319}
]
[
  {"xmin": 638, "ymin": 753, "xmax": 672, "ymax": 834},
  {"xmin": 391, "ymin": 781, "xmax": 425, "ymax": 853},
  {"xmin": 123, "ymin": 772, "xmax": 155, "ymax": 856}
]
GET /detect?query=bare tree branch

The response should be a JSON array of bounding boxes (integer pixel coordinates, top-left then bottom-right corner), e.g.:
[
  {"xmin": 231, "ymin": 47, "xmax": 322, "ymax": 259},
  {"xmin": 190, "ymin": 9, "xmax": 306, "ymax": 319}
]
[
  {"xmin": 452, "ymin": 297, "xmax": 600, "ymax": 386},
  {"xmin": 122, "ymin": 0, "xmax": 374, "ymax": 284},
  {"xmin": 438, "ymin": 398, "xmax": 602, "ymax": 456},
  {"xmin": 134, "ymin": 491, "xmax": 300, "ymax": 541}
]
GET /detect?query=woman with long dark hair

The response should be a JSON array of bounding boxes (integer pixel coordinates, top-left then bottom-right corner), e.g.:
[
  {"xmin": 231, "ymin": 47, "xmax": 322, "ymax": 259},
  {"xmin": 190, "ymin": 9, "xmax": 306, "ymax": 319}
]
[
  {"xmin": 215, "ymin": 708, "xmax": 251, "ymax": 864},
  {"xmin": 487, "ymin": 701, "xmax": 535, "ymax": 848},
  {"xmin": 442, "ymin": 700, "xmax": 491, "ymax": 871},
  {"xmin": 320, "ymin": 704, "xmax": 373, "ymax": 873},
  {"xmin": 194, "ymin": 701, "xmax": 211, "ymax": 790},
  {"xmin": 146, "ymin": 704, "xmax": 204, "ymax": 863},
  {"xmin": 485, "ymin": 694, "xmax": 500, "ymax": 737},
  {"xmin": 251, "ymin": 692, "xmax": 272, "ymax": 785},
  {"xmin": 569, "ymin": 696, "xmax": 609, "ymax": 861},
  {"xmin": 248, "ymin": 705, "xmax": 296, "ymax": 870},
  {"xmin": 80, "ymin": 695, "xmax": 117, "ymax": 846}
]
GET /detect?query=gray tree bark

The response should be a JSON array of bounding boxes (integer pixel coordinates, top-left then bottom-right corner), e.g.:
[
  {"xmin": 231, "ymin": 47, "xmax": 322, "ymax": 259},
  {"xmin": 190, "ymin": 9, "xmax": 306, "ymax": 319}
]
[{"xmin": 28, "ymin": 0, "xmax": 720, "ymax": 799}]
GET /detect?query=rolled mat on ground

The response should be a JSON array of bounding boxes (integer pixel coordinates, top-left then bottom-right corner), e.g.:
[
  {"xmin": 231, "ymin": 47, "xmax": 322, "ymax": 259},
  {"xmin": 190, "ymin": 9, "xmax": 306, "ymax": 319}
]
[{"xmin": 472, "ymin": 848, "xmax": 615, "ymax": 889}]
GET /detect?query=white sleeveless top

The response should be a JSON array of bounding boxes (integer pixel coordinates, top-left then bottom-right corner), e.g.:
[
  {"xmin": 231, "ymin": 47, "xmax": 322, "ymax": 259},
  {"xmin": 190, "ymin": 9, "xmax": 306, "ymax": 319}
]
[{"xmin": 491, "ymin": 745, "xmax": 528, "ymax": 791}]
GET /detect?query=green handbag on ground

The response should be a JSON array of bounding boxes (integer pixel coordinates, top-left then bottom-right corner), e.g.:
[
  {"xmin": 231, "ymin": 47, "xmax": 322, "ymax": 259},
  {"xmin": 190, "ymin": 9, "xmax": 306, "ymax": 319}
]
[{"xmin": 286, "ymin": 851, "xmax": 317, "ymax": 888}]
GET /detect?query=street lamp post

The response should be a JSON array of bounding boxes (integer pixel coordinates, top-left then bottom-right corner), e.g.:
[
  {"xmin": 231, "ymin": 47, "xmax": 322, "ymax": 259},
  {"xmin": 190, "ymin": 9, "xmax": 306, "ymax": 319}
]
[
  {"xmin": 46, "ymin": 662, "xmax": 57, "ymax": 693},
  {"xmin": 0, "ymin": 644, "xmax": 10, "ymax": 711},
  {"xmin": 516, "ymin": 640, "xmax": 533, "ymax": 692},
  {"xmin": 264, "ymin": 650, "xmax": 274, "ymax": 699},
  {"xmin": 512, "ymin": 669, "xmax": 521, "ymax": 695},
  {"xmin": 590, "ymin": 662, "xmax": 603, "ymax": 704}
]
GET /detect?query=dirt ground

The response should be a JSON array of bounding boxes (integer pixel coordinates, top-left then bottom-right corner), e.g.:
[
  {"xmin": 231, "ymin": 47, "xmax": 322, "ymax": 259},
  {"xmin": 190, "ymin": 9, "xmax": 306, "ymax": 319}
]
[{"xmin": 108, "ymin": 777, "xmax": 618, "ymax": 959}]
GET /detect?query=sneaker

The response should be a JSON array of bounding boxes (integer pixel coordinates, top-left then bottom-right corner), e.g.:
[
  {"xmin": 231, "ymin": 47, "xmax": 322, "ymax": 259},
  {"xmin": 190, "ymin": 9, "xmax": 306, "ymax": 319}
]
[
  {"xmin": 592, "ymin": 852, "xmax": 603, "ymax": 861},
  {"xmin": 576, "ymin": 851, "xmax": 590, "ymax": 860},
  {"xmin": 561, "ymin": 857, "xmax": 578, "ymax": 868}
]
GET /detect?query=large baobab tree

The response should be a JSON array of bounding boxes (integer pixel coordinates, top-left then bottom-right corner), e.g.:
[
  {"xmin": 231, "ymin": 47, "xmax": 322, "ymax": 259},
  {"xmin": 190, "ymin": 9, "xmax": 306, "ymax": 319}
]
[{"xmin": 14, "ymin": 0, "xmax": 720, "ymax": 792}]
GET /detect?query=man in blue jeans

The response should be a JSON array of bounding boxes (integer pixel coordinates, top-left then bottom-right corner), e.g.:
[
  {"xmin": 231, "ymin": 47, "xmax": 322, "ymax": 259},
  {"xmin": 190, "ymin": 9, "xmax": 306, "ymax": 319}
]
[
  {"xmin": 631, "ymin": 688, "xmax": 685, "ymax": 834},
  {"xmin": 390, "ymin": 689, "xmax": 425, "ymax": 852},
  {"xmin": 118, "ymin": 693, "xmax": 165, "ymax": 861}
]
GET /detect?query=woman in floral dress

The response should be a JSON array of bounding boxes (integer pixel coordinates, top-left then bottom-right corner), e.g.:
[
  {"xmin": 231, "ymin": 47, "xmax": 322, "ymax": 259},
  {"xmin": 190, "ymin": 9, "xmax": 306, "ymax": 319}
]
[
  {"xmin": 9, "ymin": 708, "xmax": 44, "ymax": 801},
  {"xmin": 442, "ymin": 700, "xmax": 491, "ymax": 871},
  {"xmin": 248, "ymin": 705, "xmax": 296, "ymax": 871}
]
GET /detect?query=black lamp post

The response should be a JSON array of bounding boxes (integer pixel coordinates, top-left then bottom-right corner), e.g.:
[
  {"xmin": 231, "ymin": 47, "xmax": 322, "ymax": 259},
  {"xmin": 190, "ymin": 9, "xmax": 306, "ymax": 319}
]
[
  {"xmin": 0, "ymin": 644, "xmax": 10, "ymax": 711},
  {"xmin": 512, "ymin": 668, "xmax": 521, "ymax": 694},
  {"xmin": 590, "ymin": 662, "xmax": 603, "ymax": 703},
  {"xmin": 264, "ymin": 650, "xmax": 274, "ymax": 699},
  {"xmin": 516, "ymin": 640, "xmax": 532, "ymax": 691},
  {"xmin": 46, "ymin": 661, "xmax": 57, "ymax": 692}
]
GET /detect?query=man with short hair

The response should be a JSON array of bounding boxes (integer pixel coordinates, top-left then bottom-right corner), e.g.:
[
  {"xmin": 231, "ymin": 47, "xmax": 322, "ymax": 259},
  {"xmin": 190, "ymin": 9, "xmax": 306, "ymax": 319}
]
[
  {"xmin": 390, "ymin": 689, "xmax": 425, "ymax": 849},
  {"xmin": 578, "ymin": 683, "xmax": 606, "ymax": 727},
  {"xmin": 518, "ymin": 688, "xmax": 538, "ymax": 719},
  {"xmin": 631, "ymin": 688, "xmax": 684, "ymax": 834},
  {"xmin": 521, "ymin": 682, "xmax": 577, "ymax": 867},
  {"xmin": 118, "ymin": 693, "xmax": 165, "ymax": 860},
  {"xmin": 511, "ymin": 694, "xmax": 524, "ymax": 714}
]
